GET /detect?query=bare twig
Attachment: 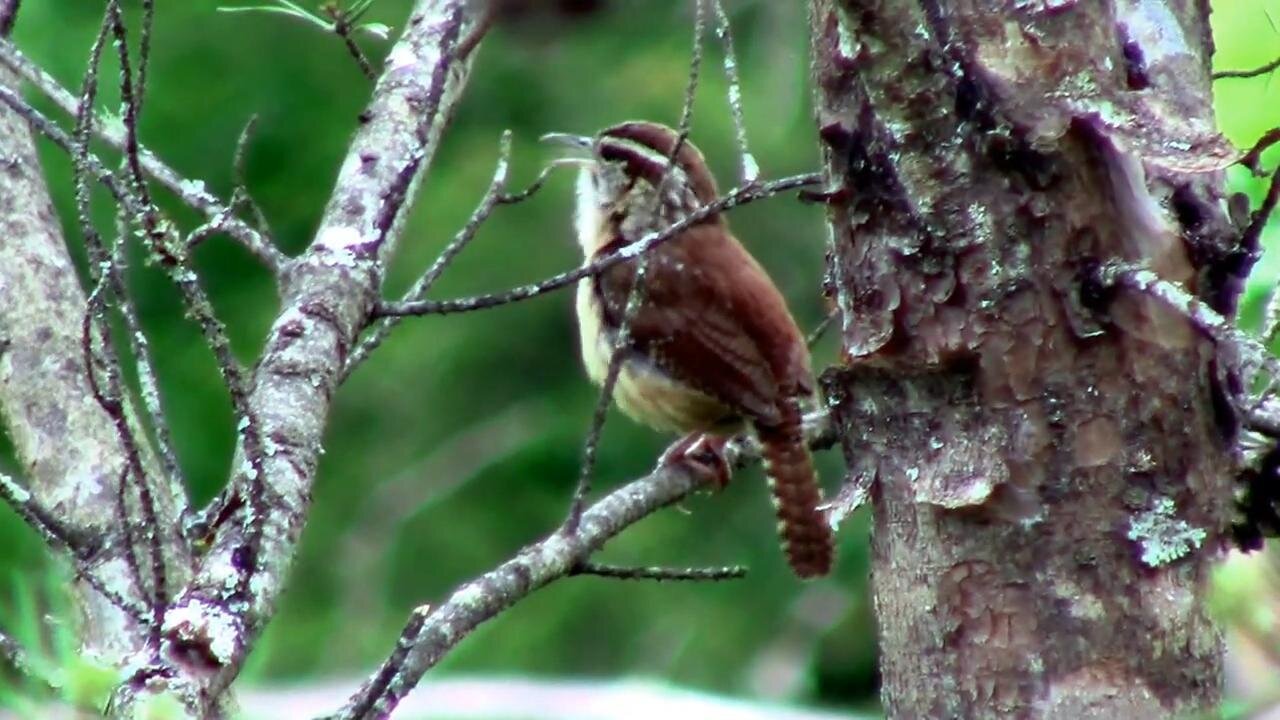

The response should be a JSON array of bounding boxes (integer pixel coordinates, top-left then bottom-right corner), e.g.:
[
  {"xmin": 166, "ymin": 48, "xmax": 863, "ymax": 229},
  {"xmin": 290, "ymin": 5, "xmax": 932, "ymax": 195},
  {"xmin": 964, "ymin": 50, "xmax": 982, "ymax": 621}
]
[
  {"xmin": 136, "ymin": 0, "xmax": 154, "ymax": 114},
  {"xmin": 1215, "ymin": 54, "xmax": 1280, "ymax": 80},
  {"xmin": 72, "ymin": 5, "xmax": 169, "ymax": 635},
  {"xmin": 0, "ymin": 38, "xmax": 285, "ymax": 270},
  {"xmin": 0, "ymin": 22, "xmax": 182, "ymax": 651},
  {"xmin": 0, "ymin": 471, "xmax": 152, "ymax": 625},
  {"xmin": 0, "ymin": 472, "xmax": 91, "ymax": 553},
  {"xmin": 711, "ymin": 0, "xmax": 757, "ymax": 183},
  {"xmin": 376, "ymin": 172, "xmax": 823, "ymax": 318},
  {"xmin": 494, "ymin": 159, "xmax": 573, "ymax": 205},
  {"xmin": 1096, "ymin": 263, "xmax": 1280, "ymax": 394},
  {"xmin": 106, "ymin": 4, "xmax": 272, "ymax": 611},
  {"xmin": 327, "ymin": 5, "xmax": 377, "ymax": 80},
  {"xmin": 107, "ymin": 1, "xmax": 158, "ymax": 222},
  {"xmin": 229, "ymin": 114, "xmax": 275, "ymax": 238},
  {"xmin": 343, "ymin": 131, "xmax": 514, "ymax": 380},
  {"xmin": 564, "ymin": 0, "xmax": 708, "ymax": 530},
  {"xmin": 571, "ymin": 562, "xmax": 748, "ymax": 582},
  {"xmin": 566, "ymin": 260, "xmax": 648, "ymax": 531},
  {"xmin": 1249, "ymin": 166, "xmax": 1280, "ymax": 347},
  {"xmin": 805, "ymin": 308, "xmax": 839, "ymax": 348},
  {"xmin": 1240, "ymin": 127, "xmax": 1280, "ymax": 175},
  {"xmin": 331, "ymin": 417, "xmax": 837, "ymax": 720}
]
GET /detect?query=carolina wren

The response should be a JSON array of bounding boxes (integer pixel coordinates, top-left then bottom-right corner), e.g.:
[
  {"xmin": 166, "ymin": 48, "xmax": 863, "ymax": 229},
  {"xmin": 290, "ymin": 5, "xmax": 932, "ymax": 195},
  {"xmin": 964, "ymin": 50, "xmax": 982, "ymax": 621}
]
[{"xmin": 544, "ymin": 121, "xmax": 834, "ymax": 578}]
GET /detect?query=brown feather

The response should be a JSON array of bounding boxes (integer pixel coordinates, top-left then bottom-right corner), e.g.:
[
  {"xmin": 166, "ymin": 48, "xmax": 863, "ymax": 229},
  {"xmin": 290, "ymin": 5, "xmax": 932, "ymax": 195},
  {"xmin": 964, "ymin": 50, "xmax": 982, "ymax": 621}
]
[
  {"xmin": 592, "ymin": 224, "xmax": 811, "ymax": 422},
  {"xmin": 571, "ymin": 120, "xmax": 833, "ymax": 578},
  {"xmin": 757, "ymin": 398, "xmax": 834, "ymax": 578}
]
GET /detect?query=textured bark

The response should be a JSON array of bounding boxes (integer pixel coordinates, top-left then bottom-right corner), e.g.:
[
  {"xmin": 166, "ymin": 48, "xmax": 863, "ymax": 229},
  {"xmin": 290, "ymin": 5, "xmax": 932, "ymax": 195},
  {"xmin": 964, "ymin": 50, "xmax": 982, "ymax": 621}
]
[
  {"xmin": 0, "ymin": 57, "xmax": 189, "ymax": 670},
  {"xmin": 122, "ymin": 1, "xmax": 485, "ymax": 715},
  {"xmin": 809, "ymin": 1, "xmax": 1239, "ymax": 717}
]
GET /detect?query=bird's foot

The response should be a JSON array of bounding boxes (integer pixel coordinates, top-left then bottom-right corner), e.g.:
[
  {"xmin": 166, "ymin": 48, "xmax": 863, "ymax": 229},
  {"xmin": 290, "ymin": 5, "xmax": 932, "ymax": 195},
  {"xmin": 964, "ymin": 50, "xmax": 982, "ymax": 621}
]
[{"xmin": 658, "ymin": 433, "xmax": 731, "ymax": 490}]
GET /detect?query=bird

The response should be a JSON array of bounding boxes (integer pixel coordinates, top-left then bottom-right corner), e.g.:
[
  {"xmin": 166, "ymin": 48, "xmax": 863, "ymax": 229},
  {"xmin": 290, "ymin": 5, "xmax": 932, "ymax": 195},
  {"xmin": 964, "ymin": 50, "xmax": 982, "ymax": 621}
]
[{"xmin": 543, "ymin": 120, "xmax": 834, "ymax": 578}]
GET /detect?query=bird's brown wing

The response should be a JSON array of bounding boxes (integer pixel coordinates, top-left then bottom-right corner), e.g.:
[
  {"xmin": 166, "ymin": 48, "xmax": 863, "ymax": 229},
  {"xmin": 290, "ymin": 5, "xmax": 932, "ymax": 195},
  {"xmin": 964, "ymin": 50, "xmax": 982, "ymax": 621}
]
[{"xmin": 594, "ymin": 224, "xmax": 784, "ymax": 425}]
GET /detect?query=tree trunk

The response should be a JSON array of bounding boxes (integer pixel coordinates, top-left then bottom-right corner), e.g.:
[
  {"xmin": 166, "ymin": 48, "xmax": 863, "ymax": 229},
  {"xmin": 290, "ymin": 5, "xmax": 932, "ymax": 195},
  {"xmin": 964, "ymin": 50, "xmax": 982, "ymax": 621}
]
[{"xmin": 809, "ymin": 1, "xmax": 1241, "ymax": 716}]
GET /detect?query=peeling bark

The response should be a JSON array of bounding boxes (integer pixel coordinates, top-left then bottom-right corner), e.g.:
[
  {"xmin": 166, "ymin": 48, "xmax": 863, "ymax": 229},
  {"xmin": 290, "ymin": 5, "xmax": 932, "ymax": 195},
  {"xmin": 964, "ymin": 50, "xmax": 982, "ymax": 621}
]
[{"xmin": 809, "ymin": 1, "xmax": 1238, "ymax": 716}]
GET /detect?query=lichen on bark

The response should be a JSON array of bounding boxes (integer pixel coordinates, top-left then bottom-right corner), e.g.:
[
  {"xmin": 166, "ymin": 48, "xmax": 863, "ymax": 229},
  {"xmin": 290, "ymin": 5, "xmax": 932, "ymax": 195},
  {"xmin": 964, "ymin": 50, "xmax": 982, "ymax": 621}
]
[{"xmin": 809, "ymin": 1, "xmax": 1238, "ymax": 716}]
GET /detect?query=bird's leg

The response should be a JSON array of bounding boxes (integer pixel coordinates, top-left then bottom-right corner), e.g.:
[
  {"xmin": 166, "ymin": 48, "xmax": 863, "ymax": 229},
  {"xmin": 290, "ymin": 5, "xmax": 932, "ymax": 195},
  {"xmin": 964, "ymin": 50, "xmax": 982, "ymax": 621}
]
[{"xmin": 658, "ymin": 432, "xmax": 732, "ymax": 490}]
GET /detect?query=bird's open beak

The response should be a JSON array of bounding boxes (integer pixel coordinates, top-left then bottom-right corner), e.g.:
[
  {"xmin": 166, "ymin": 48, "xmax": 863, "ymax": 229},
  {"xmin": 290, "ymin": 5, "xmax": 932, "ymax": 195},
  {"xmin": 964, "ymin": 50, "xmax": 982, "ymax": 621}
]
[{"xmin": 539, "ymin": 132, "xmax": 594, "ymax": 152}]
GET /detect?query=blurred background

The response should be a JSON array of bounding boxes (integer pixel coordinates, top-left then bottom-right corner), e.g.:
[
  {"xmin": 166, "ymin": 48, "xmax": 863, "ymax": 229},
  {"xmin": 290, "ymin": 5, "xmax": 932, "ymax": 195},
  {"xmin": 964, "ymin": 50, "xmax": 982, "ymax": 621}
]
[{"xmin": 0, "ymin": 0, "xmax": 1278, "ymax": 717}]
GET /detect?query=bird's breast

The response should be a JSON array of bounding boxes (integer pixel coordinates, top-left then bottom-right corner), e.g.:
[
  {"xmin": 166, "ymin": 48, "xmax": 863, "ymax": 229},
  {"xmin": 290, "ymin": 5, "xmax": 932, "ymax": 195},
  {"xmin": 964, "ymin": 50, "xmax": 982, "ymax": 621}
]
[{"xmin": 575, "ymin": 280, "xmax": 733, "ymax": 434}]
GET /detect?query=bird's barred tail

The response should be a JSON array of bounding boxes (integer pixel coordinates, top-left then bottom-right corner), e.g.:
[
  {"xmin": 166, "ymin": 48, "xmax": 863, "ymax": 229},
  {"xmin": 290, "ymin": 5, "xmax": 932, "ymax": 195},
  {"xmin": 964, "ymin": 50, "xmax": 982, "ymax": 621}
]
[{"xmin": 755, "ymin": 398, "xmax": 834, "ymax": 578}]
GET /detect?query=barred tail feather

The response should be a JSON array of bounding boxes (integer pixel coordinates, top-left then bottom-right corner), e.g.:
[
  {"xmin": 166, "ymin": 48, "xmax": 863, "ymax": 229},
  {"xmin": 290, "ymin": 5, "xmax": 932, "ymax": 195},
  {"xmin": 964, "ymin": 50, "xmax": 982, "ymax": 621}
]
[{"xmin": 755, "ymin": 398, "xmax": 834, "ymax": 578}]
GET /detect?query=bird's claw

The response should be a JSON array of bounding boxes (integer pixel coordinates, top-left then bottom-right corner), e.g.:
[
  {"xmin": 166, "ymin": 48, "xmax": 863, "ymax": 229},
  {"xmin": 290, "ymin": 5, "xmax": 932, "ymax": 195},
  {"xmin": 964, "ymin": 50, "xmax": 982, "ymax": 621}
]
[{"xmin": 658, "ymin": 433, "xmax": 731, "ymax": 490}]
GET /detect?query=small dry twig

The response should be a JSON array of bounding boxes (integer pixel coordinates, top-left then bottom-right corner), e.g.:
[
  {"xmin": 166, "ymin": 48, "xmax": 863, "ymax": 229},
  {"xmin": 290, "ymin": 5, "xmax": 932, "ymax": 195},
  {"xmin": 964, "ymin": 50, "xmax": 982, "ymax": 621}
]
[
  {"xmin": 571, "ymin": 561, "xmax": 748, "ymax": 582},
  {"xmin": 1214, "ymin": 54, "xmax": 1280, "ymax": 81},
  {"xmin": 343, "ymin": 131, "xmax": 515, "ymax": 380},
  {"xmin": 375, "ymin": 172, "xmax": 822, "ymax": 318}
]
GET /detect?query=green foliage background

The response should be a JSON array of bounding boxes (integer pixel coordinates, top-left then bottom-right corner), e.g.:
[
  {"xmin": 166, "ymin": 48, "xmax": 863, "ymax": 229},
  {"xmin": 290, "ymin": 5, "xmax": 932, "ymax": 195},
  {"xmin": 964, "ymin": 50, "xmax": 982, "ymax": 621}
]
[{"xmin": 0, "ymin": 0, "xmax": 1277, "ymax": 715}]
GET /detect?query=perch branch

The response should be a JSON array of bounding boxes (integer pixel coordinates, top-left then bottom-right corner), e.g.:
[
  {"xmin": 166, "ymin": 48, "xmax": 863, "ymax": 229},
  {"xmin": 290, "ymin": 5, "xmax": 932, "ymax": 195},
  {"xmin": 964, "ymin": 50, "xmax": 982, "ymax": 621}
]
[{"xmin": 332, "ymin": 414, "xmax": 836, "ymax": 720}]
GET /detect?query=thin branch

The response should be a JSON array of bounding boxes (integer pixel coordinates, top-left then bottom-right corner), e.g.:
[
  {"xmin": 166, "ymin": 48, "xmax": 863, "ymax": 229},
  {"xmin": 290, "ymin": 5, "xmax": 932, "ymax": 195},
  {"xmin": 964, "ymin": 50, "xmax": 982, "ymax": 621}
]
[
  {"xmin": 81, "ymin": 290, "xmax": 164, "ymax": 635},
  {"xmin": 375, "ymin": 172, "xmax": 823, "ymax": 317},
  {"xmin": 0, "ymin": 471, "xmax": 151, "ymax": 625},
  {"xmin": 0, "ymin": 38, "xmax": 285, "ymax": 270},
  {"xmin": 1214, "ymin": 54, "xmax": 1280, "ymax": 80},
  {"xmin": 331, "ymin": 415, "xmax": 836, "ymax": 720},
  {"xmin": 678, "ymin": 0, "xmax": 706, "ymax": 137},
  {"xmin": 107, "ymin": 0, "xmax": 158, "ymax": 225},
  {"xmin": 711, "ymin": 0, "xmax": 757, "ymax": 183},
  {"xmin": 494, "ymin": 158, "xmax": 573, "ymax": 205},
  {"xmin": 73, "ymin": 6, "xmax": 168, "ymax": 633},
  {"xmin": 1240, "ymin": 127, "xmax": 1280, "ymax": 175},
  {"xmin": 327, "ymin": 6, "xmax": 377, "ymax": 80},
  {"xmin": 233, "ymin": 114, "xmax": 275, "ymax": 232},
  {"xmin": 343, "ymin": 130, "xmax": 514, "ymax": 381},
  {"xmin": 97, "ymin": 6, "xmax": 270, "ymax": 610},
  {"xmin": 0, "ymin": 472, "xmax": 92, "ymax": 553},
  {"xmin": 136, "ymin": 0, "xmax": 154, "ymax": 115},
  {"xmin": 566, "ymin": 260, "xmax": 647, "ymax": 531},
  {"xmin": 571, "ymin": 562, "xmax": 748, "ymax": 582},
  {"xmin": 1250, "ymin": 165, "xmax": 1280, "ymax": 347},
  {"xmin": 565, "ymin": 0, "xmax": 706, "ymax": 530},
  {"xmin": 805, "ymin": 308, "xmax": 839, "ymax": 347},
  {"xmin": 105, "ymin": 6, "xmax": 179, "ymax": 622},
  {"xmin": 1096, "ymin": 263, "xmax": 1280, "ymax": 392}
]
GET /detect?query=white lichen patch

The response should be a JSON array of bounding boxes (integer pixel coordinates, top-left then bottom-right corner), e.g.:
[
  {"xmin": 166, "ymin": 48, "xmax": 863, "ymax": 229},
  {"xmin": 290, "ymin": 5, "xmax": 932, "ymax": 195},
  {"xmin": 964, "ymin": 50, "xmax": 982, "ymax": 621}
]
[
  {"xmin": 1126, "ymin": 497, "xmax": 1206, "ymax": 567},
  {"xmin": 451, "ymin": 583, "xmax": 486, "ymax": 608},
  {"xmin": 163, "ymin": 599, "xmax": 239, "ymax": 666},
  {"xmin": 178, "ymin": 179, "xmax": 208, "ymax": 198},
  {"xmin": 0, "ymin": 472, "xmax": 31, "ymax": 504},
  {"xmin": 387, "ymin": 43, "xmax": 417, "ymax": 73},
  {"xmin": 316, "ymin": 225, "xmax": 365, "ymax": 251},
  {"xmin": 739, "ymin": 152, "xmax": 760, "ymax": 185}
]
